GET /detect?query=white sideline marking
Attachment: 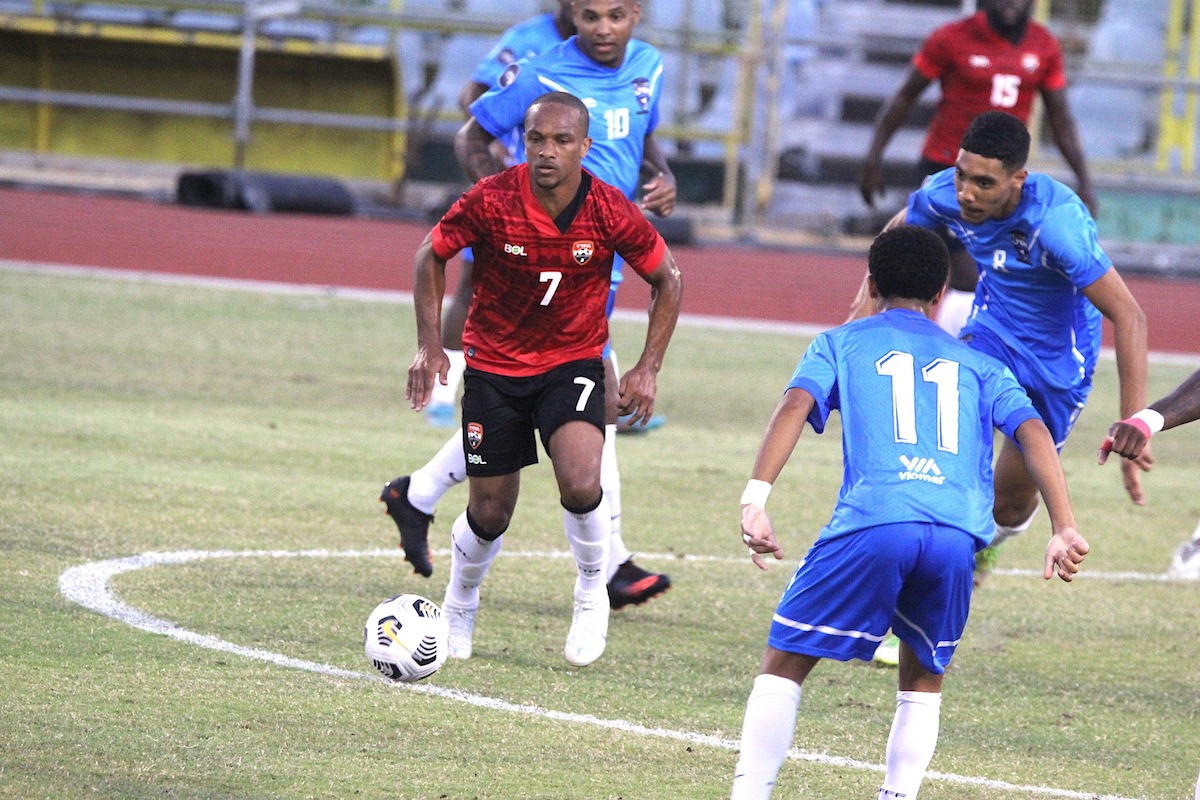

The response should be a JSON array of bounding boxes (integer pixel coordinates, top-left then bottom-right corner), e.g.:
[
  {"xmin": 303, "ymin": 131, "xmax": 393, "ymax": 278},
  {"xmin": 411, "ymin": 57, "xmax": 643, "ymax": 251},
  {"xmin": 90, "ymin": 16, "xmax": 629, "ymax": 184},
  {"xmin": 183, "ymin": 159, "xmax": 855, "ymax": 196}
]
[
  {"xmin": 59, "ymin": 548, "xmax": 1146, "ymax": 800},
  {"xmin": 6, "ymin": 258, "xmax": 1200, "ymax": 365}
]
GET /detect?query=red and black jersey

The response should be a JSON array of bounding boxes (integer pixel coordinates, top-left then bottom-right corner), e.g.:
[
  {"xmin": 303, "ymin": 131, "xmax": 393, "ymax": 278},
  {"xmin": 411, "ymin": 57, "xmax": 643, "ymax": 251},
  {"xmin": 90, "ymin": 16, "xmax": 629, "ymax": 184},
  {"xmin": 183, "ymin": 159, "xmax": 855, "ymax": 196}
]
[
  {"xmin": 914, "ymin": 11, "xmax": 1067, "ymax": 165},
  {"xmin": 431, "ymin": 163, "xmax": 666, "ymax": 377}
]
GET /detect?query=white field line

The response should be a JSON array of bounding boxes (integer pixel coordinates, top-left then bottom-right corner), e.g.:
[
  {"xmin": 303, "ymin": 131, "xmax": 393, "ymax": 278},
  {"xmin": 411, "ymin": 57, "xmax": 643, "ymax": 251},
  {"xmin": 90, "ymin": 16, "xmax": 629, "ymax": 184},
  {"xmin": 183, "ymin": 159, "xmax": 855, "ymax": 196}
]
[
  {"xmin": 6, "ymin": 258, "xmax": 1200, "ymax": 366},
  {"xmin": 59, "ymin": 548, "xmax": 1147, "ymax": 800}
]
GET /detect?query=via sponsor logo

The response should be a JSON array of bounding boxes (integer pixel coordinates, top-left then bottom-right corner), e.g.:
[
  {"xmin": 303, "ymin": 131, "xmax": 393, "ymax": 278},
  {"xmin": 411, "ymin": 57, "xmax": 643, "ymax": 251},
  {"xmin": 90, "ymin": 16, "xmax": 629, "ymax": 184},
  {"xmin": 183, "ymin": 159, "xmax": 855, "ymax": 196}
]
[{"xmin": 898, "ymin": 455, "xmax": 945, "ymax": 485}]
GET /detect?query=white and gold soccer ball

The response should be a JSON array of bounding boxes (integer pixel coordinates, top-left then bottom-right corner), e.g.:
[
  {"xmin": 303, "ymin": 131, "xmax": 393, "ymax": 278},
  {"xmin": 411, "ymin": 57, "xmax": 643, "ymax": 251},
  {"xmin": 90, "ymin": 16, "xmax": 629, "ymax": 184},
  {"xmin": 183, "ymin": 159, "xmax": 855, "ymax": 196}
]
[{"xmin": 363, "ymin": 594, "xmax": 450, "ymax": 682}]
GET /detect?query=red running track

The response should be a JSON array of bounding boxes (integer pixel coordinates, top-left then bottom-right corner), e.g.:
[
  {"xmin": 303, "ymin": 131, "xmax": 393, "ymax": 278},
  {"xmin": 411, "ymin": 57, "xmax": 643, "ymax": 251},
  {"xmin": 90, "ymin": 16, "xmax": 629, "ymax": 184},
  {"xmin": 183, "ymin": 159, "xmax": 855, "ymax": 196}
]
[{"xmin": 3, "ymin": 186, "xmax": 1199, "ymax": 355}]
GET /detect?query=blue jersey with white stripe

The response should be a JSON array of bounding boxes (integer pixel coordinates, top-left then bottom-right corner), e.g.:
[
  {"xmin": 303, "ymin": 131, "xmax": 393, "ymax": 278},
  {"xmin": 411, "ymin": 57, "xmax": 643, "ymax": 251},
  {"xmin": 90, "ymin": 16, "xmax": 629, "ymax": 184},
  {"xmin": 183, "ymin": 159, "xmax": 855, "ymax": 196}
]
[
  {"xmin": 469, "ymin": 36, "xmax": 663, "ymax": 201},
  {"xmin": 789, "ymin": 309, "xmax": 1039, "ymax": 547},
  {"xmin": 907, "ymin": 170, "xmax": 1111, "ymax": 391},
  {"xmin": 469, "ymin": 13, "xmax": 565, "ymax": 89}
]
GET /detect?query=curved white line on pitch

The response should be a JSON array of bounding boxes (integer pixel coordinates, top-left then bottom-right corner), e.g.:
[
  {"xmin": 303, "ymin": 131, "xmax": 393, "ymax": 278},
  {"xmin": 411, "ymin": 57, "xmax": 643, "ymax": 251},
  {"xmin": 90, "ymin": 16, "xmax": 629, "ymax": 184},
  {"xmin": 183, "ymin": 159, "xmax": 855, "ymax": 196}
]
[{"xmin": 59, "ymin": 549, "xmax": 1145, "ymax": 800}]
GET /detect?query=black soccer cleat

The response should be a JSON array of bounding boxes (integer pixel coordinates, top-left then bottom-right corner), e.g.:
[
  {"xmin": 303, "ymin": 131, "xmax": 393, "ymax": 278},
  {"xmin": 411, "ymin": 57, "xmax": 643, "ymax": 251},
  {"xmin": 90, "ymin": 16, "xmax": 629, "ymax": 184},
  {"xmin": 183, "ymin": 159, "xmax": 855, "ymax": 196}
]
[
  {"xmin": 607, "ymin": 559, "xmax": 671, "ymax": 610},
  {"xmin": 380, "ymin": 476, "xmax": 434, "ymax": 578}
]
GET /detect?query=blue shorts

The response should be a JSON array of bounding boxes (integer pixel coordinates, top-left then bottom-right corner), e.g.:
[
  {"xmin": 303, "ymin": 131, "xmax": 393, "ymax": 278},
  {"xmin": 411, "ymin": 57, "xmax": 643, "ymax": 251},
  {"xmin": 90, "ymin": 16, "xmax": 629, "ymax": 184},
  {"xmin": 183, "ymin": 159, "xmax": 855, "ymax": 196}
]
[
  {"xmin": 768, "ymin": 522, "xmax": 976, "ymax": 675},
  {"xmin": 963, "ymin": 326, "xmax": 1089, "ymax": 449}
]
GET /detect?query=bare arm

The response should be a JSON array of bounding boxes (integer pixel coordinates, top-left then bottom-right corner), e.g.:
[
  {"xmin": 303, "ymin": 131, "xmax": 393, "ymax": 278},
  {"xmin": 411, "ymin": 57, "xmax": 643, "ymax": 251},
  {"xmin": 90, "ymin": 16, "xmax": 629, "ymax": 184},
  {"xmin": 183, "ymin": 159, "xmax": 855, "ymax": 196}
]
[
  {"xmin": 1013, "ymin": 417, "xmax": 1089, "ymax": 581},
  {"xmin": 618, "ymin": 246, "xmax": 683, "ymax": 425},
  {"xmin": 405, "ymin": 232, "xmax": 452, "ymax": 412},
  {"xmin": 1100, "ymin": 367, "xmax": 1200, "ymax": 461},
  {"xmin": 457, "ymin": 81, "xmax": 488, "ymax": 119},
  {"xmin": 453, "ymin": 118, "xmax": 508, "ymax": 183},
  {"xmin": 1083, "ymin": 267, "xmax": 1152, "ymax": 503},
  {"xmin": 638, "ymin": 133, "xmax": 677, "ymax": 218},
  {"xmin": 859, "ymin": 68, "xmax": 932, "ymax": 207},
  {"xmin": 1042, "ymin": 87, "xmax": 1097, "ymax": 214},
  {"xmin": 1150, "ymin": 369, "xmax": 1200, "ymax": 431},
  {"xmin": 741, "ymin": 387, "xmax": 818, "ymax": 570}
]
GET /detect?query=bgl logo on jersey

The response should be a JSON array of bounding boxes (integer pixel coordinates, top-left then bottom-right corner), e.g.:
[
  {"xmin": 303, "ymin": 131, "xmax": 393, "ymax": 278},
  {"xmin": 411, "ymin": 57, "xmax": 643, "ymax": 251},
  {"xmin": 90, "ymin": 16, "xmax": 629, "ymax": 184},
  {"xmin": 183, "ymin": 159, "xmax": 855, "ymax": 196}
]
[
  {"xmin": 631, "ymin": 77, "xmax": 652, "ymax": 114},
  {"xmin": 573, "ymin": 240, "xmax": 594, "ymax": 265},
  {"xmin": 504, "ymin": 242, "xmax": 528, "ymax": 256}
]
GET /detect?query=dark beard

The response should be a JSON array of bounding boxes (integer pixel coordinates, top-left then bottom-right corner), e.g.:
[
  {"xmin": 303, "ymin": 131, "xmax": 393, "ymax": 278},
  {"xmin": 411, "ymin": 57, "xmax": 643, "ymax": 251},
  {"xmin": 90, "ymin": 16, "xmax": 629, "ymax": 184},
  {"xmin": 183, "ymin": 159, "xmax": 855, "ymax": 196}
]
[{"xmin": 986, "ymin": 9, "xmax": 1030, "ymax": 44}]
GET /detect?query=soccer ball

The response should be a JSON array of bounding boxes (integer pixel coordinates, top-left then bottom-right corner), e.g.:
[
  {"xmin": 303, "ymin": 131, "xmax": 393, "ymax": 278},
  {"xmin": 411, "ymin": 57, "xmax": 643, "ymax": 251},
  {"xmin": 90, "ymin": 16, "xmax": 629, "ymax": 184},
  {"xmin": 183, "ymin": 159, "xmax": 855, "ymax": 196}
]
[{"xmin": 363, "ymin": 594, "xmax": 450, "ymax": 683}]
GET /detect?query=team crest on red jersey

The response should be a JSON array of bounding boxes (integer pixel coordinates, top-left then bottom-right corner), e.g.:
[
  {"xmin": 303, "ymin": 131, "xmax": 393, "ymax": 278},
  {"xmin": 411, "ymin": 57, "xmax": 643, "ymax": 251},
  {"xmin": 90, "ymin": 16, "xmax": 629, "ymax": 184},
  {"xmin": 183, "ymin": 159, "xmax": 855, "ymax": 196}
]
[
  {"xmin": 1021, "ymin": 53, "xmax": 1040, "ymax": 73},
  {"xmin": 467, "ymin": 422, "xmax": 483, "ymax": 449},
  {"xmin": 573, "ymin": 241, "xmax": 595, "ymax": 265}
]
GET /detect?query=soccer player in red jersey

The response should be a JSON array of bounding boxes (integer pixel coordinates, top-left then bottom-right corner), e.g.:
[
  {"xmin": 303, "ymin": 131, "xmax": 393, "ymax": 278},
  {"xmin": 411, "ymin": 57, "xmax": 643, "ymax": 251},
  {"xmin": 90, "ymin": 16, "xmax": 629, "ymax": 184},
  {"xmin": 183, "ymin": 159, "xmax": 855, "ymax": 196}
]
[
  {"xmin": 406, "ymin": 92, "xmax": 683, "ymax": 668},
  {"xmin": 858, "ymin": 0, "xmax": 1095, "ymax": 336}
]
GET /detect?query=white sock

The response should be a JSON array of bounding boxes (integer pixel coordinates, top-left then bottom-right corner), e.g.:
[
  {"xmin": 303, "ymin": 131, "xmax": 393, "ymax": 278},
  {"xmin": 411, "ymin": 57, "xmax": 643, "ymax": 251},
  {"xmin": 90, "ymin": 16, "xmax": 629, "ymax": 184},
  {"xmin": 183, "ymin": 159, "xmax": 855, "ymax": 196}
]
[
  {"xmin": 407, "ymin": 432, "xmax": 467, "ymax": 515},
  {"xmin": 429, "ymin": 349, "xmax": 466, "ymax": 407},
  {"xmin": 601, "ymin": 424, "xmax": 631, "ymax": 580},
  {"xmin": 564, "ymin": 495, "xmax": 611, "ymax": 596},
  {"xmin": 879, "ymin": 691, "xmax": 942, "ymax": 799},
  {"xmin": 935, "ymin": 288, "xmax": 973, "ymax": 337},
  {"xmin": 1193, "ymin": 767, "xmax": 1199, "ymax": 800},
  {"xmin": 1191, "ymin": 518, "xmax": 1200, "ymax": 544},
  {"xmin": 442, "ymin": 512, "xmax": 502, "ymax": 610},
  {"xmin": 992, "ymin": 506, "xmax": 1038, "ymax": 548},
  {"xmin": 730, "ymin": 674, "xmax": 802, "ymax": 800}
]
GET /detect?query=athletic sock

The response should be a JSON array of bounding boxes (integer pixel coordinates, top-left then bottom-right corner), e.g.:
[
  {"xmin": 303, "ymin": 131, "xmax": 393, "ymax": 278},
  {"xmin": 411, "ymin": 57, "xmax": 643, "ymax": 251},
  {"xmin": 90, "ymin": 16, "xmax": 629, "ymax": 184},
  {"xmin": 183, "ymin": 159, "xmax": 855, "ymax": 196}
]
[
  {"xmin": 730, "ymin": 674, "xmax": 802, "ymax": 800},
  {"xmin": 443, "ymin": 511, "xmax": 502, "ymax": 610},
  {"xmin": 407, "ymin": 432, "xmax": 467, "ymax": 515},
  {"xmin": 429, "ymin": 348, "xmax": 466, "ymax": 407},
  {"xmin": 880, "ymin": 690, "xmax": 942, "ymax": 798},
  {"xmin": 563, "ymin": 494, "xmax": 610, "ymax": 596},
  {"xmin": 600, "ymin": 423, "xmax": 631, "ymax": 580}
]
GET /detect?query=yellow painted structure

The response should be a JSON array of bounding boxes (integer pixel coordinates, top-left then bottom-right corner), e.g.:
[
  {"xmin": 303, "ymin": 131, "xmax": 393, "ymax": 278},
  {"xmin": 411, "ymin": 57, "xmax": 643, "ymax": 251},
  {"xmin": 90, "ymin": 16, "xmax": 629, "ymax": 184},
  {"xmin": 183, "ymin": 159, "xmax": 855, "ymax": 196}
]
[{"xmin": 0, "ymin": 19, "xmax": 401, "ymax": 180}]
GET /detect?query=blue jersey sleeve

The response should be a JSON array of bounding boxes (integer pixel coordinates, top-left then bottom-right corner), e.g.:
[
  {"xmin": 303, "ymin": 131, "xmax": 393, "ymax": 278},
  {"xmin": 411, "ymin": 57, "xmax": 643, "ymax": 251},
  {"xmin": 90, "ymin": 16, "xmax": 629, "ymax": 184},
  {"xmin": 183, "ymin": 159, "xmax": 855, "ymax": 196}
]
[
  {"xmin": 471, "ymin": 35, "xmax": 523, "ymax": 88},
  {"xmin": 1041, "ymin": 197, "xmax": 1113, "ymax": 289},
  {"xmin": 989, "ymin": 363, "xmax": 1042, "ymax": 440},
  {"xmin": 788, "ymin": 333, "xmax": 839, "ymax": 434},
  {"xmin": 469, "ymin": 60, "xmax": 546, "ymax": 141},
  {"xmin": 469, "ymin": 14, "xmax": 560, "ymax": 89}
]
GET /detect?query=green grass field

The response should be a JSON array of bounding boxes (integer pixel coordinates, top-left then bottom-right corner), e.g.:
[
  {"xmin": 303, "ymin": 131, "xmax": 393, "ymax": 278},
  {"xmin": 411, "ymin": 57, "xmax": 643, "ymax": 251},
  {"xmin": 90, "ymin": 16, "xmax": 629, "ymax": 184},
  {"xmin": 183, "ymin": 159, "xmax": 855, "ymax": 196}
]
[{"xmin": 2, "ymin": 266, "xmax": 1198, "ymax": 799}]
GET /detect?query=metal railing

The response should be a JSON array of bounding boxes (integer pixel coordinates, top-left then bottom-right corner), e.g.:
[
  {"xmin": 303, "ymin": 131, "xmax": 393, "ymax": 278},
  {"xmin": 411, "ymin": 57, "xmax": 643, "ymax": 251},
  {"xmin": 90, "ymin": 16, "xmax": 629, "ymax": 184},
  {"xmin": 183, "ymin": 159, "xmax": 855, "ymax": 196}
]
[{"xmin": 3, "ymin": 0, "xmax": 1200, "ymax": 230}]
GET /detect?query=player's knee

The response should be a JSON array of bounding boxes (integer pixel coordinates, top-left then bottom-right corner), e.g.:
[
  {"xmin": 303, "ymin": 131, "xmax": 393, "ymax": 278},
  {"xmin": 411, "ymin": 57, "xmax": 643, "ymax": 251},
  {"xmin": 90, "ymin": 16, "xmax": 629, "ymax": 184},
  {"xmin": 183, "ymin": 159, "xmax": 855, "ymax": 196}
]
[
  {"xmin": 467, "ymin": 500, "xmax": 513, "ymax": 539},
  {"xmin": 559, "ymin": 479, "xmax": 602, "ymax": 513},
  {"xmin": 561, "ymin": 487, "xmax": 603, "ymax": 517},
  {"xmin": 993, "ymin": 493, "xmax": 1038, "ymax": 529}
]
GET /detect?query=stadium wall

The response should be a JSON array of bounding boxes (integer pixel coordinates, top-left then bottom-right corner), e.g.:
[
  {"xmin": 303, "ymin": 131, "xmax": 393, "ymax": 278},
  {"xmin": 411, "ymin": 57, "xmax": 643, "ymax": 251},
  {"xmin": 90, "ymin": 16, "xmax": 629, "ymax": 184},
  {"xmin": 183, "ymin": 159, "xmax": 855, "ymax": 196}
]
[{"xmin": 0, "ymin": 27, "xmax": 399, "ymax": 180}]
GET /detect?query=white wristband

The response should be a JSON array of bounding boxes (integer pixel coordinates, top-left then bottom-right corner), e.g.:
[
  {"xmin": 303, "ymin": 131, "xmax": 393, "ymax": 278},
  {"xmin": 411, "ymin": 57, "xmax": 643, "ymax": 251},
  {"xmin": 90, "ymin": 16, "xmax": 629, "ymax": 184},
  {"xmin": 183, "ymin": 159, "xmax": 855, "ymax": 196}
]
[
  {"xmin": 740, "ymin": 479, "xmax": 772, "ymax": 508},
  {"xmin": 1131, "ymin": 408, "xmax": 1165, "ymax": 435}
]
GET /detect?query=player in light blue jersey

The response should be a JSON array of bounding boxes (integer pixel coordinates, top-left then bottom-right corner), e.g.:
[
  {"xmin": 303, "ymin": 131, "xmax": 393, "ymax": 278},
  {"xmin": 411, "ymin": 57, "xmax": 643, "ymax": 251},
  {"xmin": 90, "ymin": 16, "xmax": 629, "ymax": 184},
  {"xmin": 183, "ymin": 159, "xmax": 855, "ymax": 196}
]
[
  {"xmin": 731, "ymin": 226, "xmax": 1089, "ymax": 800},
  {"xmin": 907, "ymin": 111, "xmax": 1148, "ymax": 573},
  {"xmin": 459, "ymin": 3, "xmax": 575, "ymax": 117},
  {"xmin": 465, "ymin": 26, "xmax": 667, "ymax": 201},
  {"xmin": 852, "ymin": 111, "xmax": 1148, "ymax": 586},
  {"xmin": 381, "ymin": 0, "xmax": 675, "ymax": 612}
]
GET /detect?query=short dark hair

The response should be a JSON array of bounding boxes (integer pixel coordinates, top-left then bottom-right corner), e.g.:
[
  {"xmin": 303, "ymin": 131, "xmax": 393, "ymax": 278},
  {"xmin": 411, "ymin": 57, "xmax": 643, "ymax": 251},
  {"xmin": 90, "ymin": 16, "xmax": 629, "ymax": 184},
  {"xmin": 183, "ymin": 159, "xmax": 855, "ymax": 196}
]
[
  {"xmin": 526, "ymin": 91, "xmax": 590, "ymax": 137},
  {"xmin": 868, "ymin": 226, "xmax": 950, "ymax": 303},
  {"xmin": 960, "ymin": 111, "xmax": 1031, "ymax": 171}
]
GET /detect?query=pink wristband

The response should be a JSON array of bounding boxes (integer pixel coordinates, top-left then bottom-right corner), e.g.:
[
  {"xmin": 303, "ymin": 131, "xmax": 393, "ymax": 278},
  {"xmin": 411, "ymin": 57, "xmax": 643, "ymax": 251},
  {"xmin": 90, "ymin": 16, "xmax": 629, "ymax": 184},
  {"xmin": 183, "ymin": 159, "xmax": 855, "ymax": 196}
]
[{"xmin": 1121, "ymin": 417, "xmax": 1152, "ymax": 440}]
